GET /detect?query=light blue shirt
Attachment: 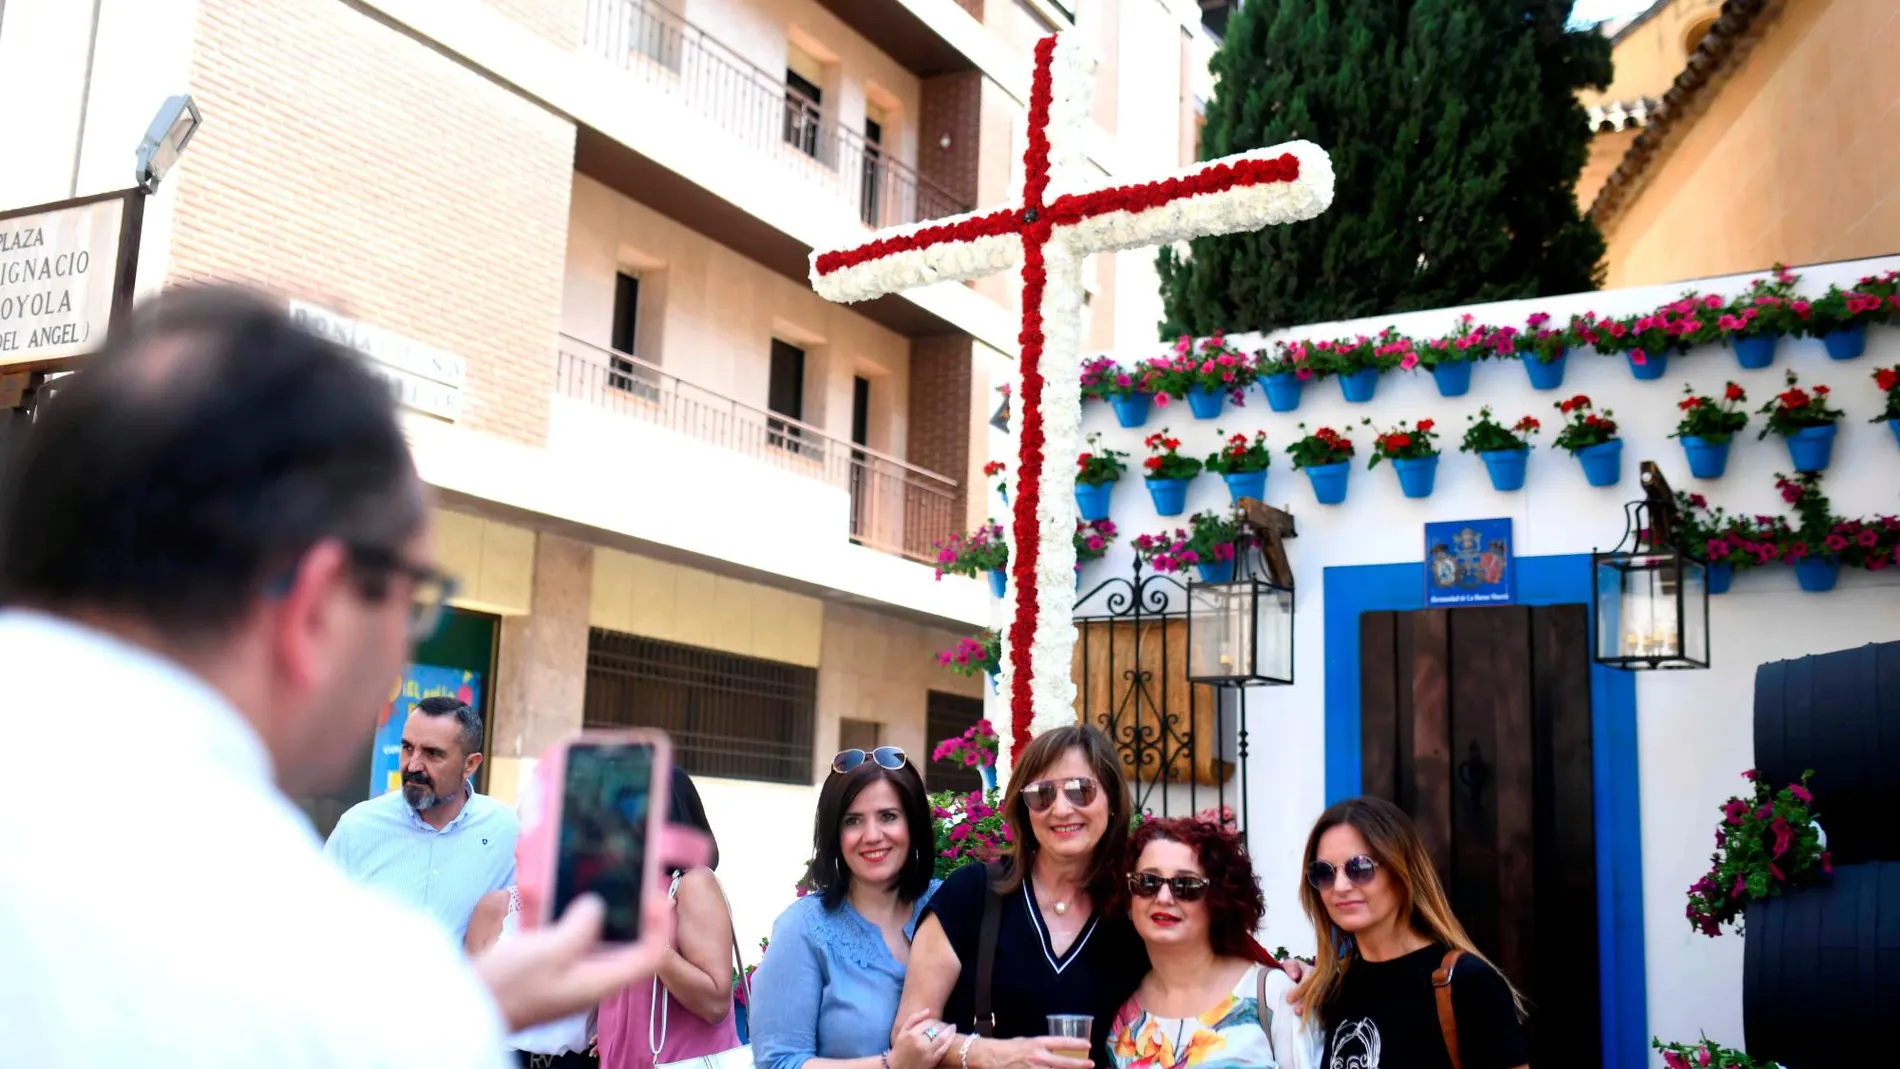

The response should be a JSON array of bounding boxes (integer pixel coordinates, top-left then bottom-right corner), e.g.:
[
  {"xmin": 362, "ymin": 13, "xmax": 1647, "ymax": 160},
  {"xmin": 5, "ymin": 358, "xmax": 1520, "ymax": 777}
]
[
  {"xmin": 751, "ymin": 882, "xmax": 941, "ymax": 1069},
  {"xmin": 322, "ymin": 786, "xmax": 517, "ymax": 943}
]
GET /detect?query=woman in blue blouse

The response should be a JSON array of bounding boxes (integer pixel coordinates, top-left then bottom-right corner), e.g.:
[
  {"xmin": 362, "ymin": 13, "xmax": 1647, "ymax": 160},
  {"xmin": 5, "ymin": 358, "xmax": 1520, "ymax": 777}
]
[{"xmin": 751, "ymin": 747, "xmax": 954, "ymax": 1069}]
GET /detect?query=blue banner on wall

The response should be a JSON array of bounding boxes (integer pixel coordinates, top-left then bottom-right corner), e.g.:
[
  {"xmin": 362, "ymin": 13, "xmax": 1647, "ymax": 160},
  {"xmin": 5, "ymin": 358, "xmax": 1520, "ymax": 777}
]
[
  {"xmin": 371, "ymin": 665, "xmax": 482, "ymax": 798},
  {"xmin": 1424, "ymin": 518, "xmax": 1515, "ymax": 607}
]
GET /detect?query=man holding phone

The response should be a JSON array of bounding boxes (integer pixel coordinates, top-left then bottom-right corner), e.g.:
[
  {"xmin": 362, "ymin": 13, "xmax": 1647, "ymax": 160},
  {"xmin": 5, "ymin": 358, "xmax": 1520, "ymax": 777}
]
[{"xmin": 0, "ymin": 287, "xmax": 676, "ymax": 1066}]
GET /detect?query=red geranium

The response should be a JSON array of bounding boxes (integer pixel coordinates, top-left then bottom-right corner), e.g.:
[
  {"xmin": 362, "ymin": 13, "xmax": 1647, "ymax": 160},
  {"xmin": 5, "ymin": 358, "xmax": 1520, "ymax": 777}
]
[
  {"xmin": 1363, "ymin": 418, "xmax": 1441, "ymax": 468},
  {"xmin": 1285, "ymin": 424, "xmax": 1355, "ymax": 469},
  {"xmin": 1142, "ymin": 428, "xmax": 1205, "ymax": 481},
  {"xmin": 1552, "ymin": 395, "xmax": 1619, "ymax": 454},
  {"xmin": 1756, "ymin": 370, "xmax": 1843, "ymax": 440}
]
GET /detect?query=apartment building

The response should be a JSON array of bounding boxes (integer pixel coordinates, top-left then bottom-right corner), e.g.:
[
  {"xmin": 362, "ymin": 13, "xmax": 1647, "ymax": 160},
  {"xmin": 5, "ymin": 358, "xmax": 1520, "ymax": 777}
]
[{"xmin": 0, "ymin": 0, "xmax": 1214, "ymax": 944}]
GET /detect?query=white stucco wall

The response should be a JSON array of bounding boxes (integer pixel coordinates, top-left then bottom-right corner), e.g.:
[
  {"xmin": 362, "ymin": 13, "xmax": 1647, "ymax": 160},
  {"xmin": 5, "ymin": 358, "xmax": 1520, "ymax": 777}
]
[{"xmin": 990, "ymin": 254, "xmax": 1900, "ymax": 1064}]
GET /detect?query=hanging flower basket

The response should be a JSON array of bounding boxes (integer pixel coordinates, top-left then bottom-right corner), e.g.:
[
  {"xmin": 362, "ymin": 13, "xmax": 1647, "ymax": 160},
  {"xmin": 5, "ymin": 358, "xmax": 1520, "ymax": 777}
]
[
  {"xmin": 1553, "ymin": 395, "xmax": 1621, "ymax": 487},
  {"xmin": 931, "ymin": 523, "xmax": 1007, "ymax": 586},
  {"xmin": 1261, "ymin": 371, "xmax": 1305, "ymax": 412},
  {"xmin": 1141, "ymin": 429, "xmax": 1202, "ymax": 517},
  {"xmin": 1147, "ymin": 334, "xmax": 1255, "ymax": 419},
  {"xmin": 1109, "ymin": 394, "xmax": 1151, "ymax": 428},
  {"xmin": 1876, "ymin": 366, "xmax": 1900, "ymax": 447},
  {"xmin": 1337, "ymin": 366, "xmax": 1379, "ymax": 403},
  {"xmin": 1195, "ymin": 560, "xmax": 1236, "ymax": 583},
  {"xmin": 1429, "ymin": 359, "xmax": 1471, "ymax": 397},
  {"xmin": 1717, "ymin": 265, "xmax": 1801, "ymax": 370},
  {"xmin": 1517, "ymin": 312, "xmax": 1571, "ymax": 391},
  {"xmin": 1288, "ymin": 424, "xmax": 1355, "ymax": 506},
  {"xmin": 1461, "ymin": 407, "xmax": 1540, "ymax": 493},
  {"xmin": 1075, "ymin": 433, "xmax": 1128, "ymax": 522},
  {"xmin": 1822, "ymin": 326, "xmax": 1867, "ymax": 361},
  {"xmin": 1672, "ymin": 382, "xmax": 1750, "ymax": 481},
  {"xmin": 1205, "ymin": 429, "xmax": 1271, "ymax": 505},
  {"xmin": 1185, "ymin": 385, "xmax": 1225, "ymax": 419},
  {"xmin": 1627, "ymin": 349, "xmax": 1668, "ymax": 381},
  {"xmin": 1793, "ymin": 554, "xmax": 1840, "ymax": 592},
  {"xmin": 1706, "ymin": 561, "xmax": 1734, "ymax": 595},
  {"xmin": 987, "ymin": 569, "xmax": 1007, "ymax": 599},
  {"xmin": 1366, "ymin": 418, "xmax": 1441, "ymax": 500},
  {"xmin": 1758, "ymin": 371, "xmax": 1843, "ymax": 474},
  {"xmin": 1256, "ymin": 339, "xmax": 1318, "ymax": 412},
  {"xmin": 1732, "ymin": 334, "xmax": 1778, "ymax": 369},
  {"xmin": 1133, "ymin": 512, "xmax": 1250, "ymax": 579},
  {"xmin": 1081, "ymin": 356, "xmax": 1161, "ymax": 428}
]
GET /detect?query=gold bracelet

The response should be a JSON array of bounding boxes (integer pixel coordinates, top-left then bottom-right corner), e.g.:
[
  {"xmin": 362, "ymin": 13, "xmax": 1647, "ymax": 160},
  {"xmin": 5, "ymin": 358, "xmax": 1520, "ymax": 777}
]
[{"xmin": 959, "ymin": 1034, "xmax": 980, "ymax": 1069}]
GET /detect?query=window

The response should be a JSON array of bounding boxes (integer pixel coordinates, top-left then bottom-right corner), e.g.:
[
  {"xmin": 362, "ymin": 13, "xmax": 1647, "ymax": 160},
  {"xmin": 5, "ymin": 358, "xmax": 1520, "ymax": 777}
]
[
  {"xmin": 925, "ymin": 690, "xmax": 986, "ymax": 795},
  {"xmin": 838, "ymin": 718, "xmax": 882, "ymax": 755},
  {"xmin": 861, "ymin": 113, "xmax": 885, "ymax": 226},
  {"xmin": 584, "ymin": 629, "xmax": 817, "ymax": 785},
  {"xmin": 608, "ymin": 272, "xmax": 644, "ymax": 395},
  {"xmin": 849, "ymin": 375, "xmax": 870, "ymax": 543},
  {"xmin": 785, "ymin": 69, "xmax": 822, "ymax": 158},
  {"xmin": 768, "ymin": 339, "xmax": 809, "ymax": 454}
]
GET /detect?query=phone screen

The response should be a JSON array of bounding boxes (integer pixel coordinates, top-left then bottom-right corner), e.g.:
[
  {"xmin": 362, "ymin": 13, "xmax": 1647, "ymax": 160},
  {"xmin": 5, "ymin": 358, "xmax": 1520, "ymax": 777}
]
[{"xmin": 553, "ymin": 741, "xmax": 654, "ymax": 943}]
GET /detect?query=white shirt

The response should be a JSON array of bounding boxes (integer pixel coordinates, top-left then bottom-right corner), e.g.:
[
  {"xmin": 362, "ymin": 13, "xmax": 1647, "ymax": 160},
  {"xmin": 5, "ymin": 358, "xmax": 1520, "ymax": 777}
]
[{"xmin": 0, "ymin": 610, "xmax": 512, "ymax": 1069}]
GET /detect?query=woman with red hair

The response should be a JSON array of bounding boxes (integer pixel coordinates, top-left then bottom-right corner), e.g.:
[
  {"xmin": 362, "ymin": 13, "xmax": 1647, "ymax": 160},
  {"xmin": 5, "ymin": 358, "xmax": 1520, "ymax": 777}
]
[{"xmin": 1105, "ymin": 818, "xmax": 1318, "ymax": 1069}]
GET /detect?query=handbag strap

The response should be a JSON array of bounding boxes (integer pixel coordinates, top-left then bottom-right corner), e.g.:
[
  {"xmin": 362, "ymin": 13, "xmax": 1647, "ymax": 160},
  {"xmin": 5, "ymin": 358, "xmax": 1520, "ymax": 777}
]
[
  {"xmin": 652, "ymin": 870, "xmax": 750, "ymax": 1059},
  {"xmin": 973, "ymin": 861, "xmax": 1004, "ymax": 1037},
  {"xmin": 1253, "ymin": 963, "xmax": 1275, "ymax": 1058},
  {"xmin": 1431, "ymin": 949, "xmax": 1463, "ymax": 1069}
]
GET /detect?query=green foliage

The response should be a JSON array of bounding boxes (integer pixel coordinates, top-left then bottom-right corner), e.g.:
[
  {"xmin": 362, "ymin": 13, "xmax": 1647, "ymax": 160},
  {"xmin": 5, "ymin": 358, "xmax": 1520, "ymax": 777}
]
[{"xmin": 1158, "ymin": 0, "xmax": 1611, "ymax": 337}]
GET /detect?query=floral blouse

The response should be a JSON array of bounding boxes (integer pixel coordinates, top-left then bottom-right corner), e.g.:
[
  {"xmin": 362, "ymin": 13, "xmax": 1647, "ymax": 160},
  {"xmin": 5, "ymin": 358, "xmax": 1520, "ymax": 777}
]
[{"xmin": 1107, "ymin": 964, "xmax": 1318, "ymax": 1069}]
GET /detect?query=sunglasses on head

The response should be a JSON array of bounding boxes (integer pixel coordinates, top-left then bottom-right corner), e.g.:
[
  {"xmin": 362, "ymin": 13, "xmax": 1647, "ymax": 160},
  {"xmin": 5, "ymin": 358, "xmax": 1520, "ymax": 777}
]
[
  {"xmin": 1127, "ymin": 872, "xmax": 1209, "ymax": 902},
  {"xmin": 1020, "ymin": 776, "xmax": 1099, "ymax": 812},
  {"xmin": 1306, "ymin": 855, "xmax": 1381, "ymax": 889},
  {"xmin": 831, "ymin": 746, "xmax": 908, "ymax": 775}
]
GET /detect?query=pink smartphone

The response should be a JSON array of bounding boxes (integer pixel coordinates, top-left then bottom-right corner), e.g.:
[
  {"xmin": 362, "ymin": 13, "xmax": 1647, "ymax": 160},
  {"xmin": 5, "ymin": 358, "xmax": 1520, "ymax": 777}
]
[{"xmin": 517, "ymin": 729, "xmax": 676, "ymax": 945}]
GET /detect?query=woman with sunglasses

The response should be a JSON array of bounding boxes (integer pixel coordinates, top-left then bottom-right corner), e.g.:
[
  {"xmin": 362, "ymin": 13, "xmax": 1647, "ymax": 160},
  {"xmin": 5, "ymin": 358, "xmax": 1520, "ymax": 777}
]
[
  {"xmin": 1297, "ymin": 797, "xmax": 1527, "ymax": 1069},
  {"xmin": 894, "ymin": 725, "xmax": 1146, "ymax": 1069},
  {"xmin": 751, "ymin": 746, "xmax": 953, "ymax": 1069},
  {"xmin": 1106, "ymin": 818, "xmax": 1317, "ymax": 1069}
]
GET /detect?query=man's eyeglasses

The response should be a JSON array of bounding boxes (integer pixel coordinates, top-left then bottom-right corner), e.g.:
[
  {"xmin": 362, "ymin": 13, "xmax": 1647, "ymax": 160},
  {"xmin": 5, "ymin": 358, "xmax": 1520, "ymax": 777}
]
[
  {"xmin": 1127, "ymin": 872, "xmax": 1209, "ymax": 902},
  {"xmin": 831, "ymin": 746, "xmax": 908, "ymax": 775},
  {"xmin": 1020, "ymin": 776, "xmax": 1099, "ymax": 812},
  {"xmin": 346, "ymin": 543, "xmax": 458, "ymax": 643},
  {"xmin": 1306, "ymin": 855, "xmax": 1380, "ymax": 890}
]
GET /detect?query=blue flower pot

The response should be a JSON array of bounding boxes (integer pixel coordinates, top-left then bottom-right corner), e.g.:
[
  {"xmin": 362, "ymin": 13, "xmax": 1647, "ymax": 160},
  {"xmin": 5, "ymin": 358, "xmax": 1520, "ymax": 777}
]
[
  {"xmin": 1186, "ymin": 386, "xmax": 1225, "ymax": 419},
  {"xmin": 1628, "ymin": 351, "xmax": 1669, "ymax": 380},
  {"xmin": 1075, "ymin": 480, "xmax": 1114, "ymax": 522},
  {"xmin": 985, "ymin": 670, "xmax": 999, "ymax": 695},
  {"xmin": 1222, "ymin": 469, "xmax": 1267, "ymax": 504},
  {"xmin": 1889, "ymin": 418, "xmax": 1900, "ymax": 448},
  {"xmin": 1391, "ymin": 454, "xmax": 1439, "ymax": 499},
  {"xmin": 1108, "ymin": 393, "xmax": 1151, "ymax": 428},
  {"xmin": 1707, "ymin": 562, "xmax": 1734, "ymax": 595},
  {"xmin": 736, "ymin": 1004, "xmax": 751, "ymax": 1045},
  {"xmin": 1822, "ymin": 326, "xmax": 1867, "ymax": 361},
  {"xmin": 1784, "ymin": 424, "xmax": 1837, "ymax": 472},
  {"xmin": 987, "ymin": 569, "xmax": 1007, "ymax": 599},
  {"xmin": 1575, "ymin": 439, "xmax": 1623, "ymax": 487},
  {"xmin": 1338, "ymin": 367, "xmax": 1380, "ymax": 404},
  {"xmin": 1680, "ymin": 435, "xmax": 1732, "ymax": 480},
  {"xmin": 1524, "ymin": 352, "xmax": 1567, "ymax": 391},
  {"xmin": 1304, "ymin": 461, "xmax": 1351, "ymax": 505},
  {"xmin": 1262, "ymin": 372, "xmax": 1304, "ymax": 412},
  {"xmin": 1794, "ymin": 556, "xmax": 1840, "ymax": 592},
  {"xmin": 1733, "ymin": 334, "xmax": 1778, "ymax": 369},
  {"xmin": 1430, "ymin": 359, "xmax": 1472, "ymax": 397},
  {"xmin": 1480, "ymin": 448, "xmax": 1529, "ymax": 492},
  {"xmin": 979, "ymin": 764, "xmax": 999, "ymax": 793},
  {"xmin": 1147, "ymin": 477, "xmax": 1190, "ymax": 516},
  {"xmin": 1195, "ymin": 560, "xmax": 1236, "ymax": 584}
]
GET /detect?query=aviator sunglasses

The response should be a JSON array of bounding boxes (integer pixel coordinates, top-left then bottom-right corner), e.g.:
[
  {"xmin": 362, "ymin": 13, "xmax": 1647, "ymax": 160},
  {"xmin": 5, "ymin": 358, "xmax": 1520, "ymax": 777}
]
[
  {"xmin": 1306, "ymin": 855, "xmax": 1381, "ymax": 890},
  {"xmin": 831, "ymin": 746, "xmax": 909, "ymax": 775},
  {"xmin": 1020, "ymin": 776, "xmax": 1099, "ymax": 812},
  {"xmin": 1127, "ymin": 872, "xmax": 1210, "ymax": 902}
]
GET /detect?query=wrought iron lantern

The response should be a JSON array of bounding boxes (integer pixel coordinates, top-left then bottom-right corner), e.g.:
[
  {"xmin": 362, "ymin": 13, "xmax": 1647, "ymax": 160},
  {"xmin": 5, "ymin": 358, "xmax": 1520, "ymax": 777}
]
[
  {"xmin": 1186, "ymin": 502, "xmax": 1296, "ymax": 687},
  {"xmin": 1592, "ymin": 462, "xmax": 1710, "ymax": 670}
]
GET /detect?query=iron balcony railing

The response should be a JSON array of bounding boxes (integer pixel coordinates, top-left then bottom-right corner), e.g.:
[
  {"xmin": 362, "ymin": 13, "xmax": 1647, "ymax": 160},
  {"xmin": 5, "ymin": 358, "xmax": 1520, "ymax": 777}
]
[
  {"xmin": 584, "ymin": 0, "xmax": 970, "ymax": 228},
  {"xmin": 557, "ymin": 336, "xmax": 961, "ymax": 564}
]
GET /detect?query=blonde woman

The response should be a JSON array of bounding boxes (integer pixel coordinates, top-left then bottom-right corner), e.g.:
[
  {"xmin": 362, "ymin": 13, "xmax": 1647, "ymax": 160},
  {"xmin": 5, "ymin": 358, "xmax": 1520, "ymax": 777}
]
[{"xmin": 1296, "ymin": 797, "xmax": 1527, "ymax": 1069}]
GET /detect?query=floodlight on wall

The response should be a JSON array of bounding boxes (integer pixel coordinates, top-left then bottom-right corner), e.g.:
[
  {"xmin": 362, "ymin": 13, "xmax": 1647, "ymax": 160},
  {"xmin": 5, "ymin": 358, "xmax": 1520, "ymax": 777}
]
[
  {"xmin": 135, "ymin": 95, "xmax": 202, "ymax": 192},
  {"xmin": 1591, "ymin": 461, "xmax": 1710, "ymax": 671}
]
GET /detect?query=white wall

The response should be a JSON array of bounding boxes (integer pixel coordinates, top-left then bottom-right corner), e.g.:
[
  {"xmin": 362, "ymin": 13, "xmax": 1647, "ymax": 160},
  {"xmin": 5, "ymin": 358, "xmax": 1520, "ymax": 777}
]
[{"xmin": 998, "ymin": 254, "xmax": 1900, "ymax": 1064}]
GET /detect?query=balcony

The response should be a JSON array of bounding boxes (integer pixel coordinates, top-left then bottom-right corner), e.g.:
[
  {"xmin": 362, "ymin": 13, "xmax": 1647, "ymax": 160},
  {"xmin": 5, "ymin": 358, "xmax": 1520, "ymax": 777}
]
[
  {"xmin": 583, "ymin": 0, "xmax": 970, "ymax": 230},
  {"xmin": 555, "ymin": 335, "xmax": 959, "ymax": 565}
]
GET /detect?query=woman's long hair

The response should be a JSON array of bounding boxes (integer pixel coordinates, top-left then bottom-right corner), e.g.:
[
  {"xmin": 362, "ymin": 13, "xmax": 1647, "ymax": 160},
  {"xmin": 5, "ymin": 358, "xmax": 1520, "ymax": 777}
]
[
  {"xmin": 994, "ymin": 724, "xmax": 1132, "ymax": 900},
  {"xmin": 1296, "ymin": 796, "xmax": 1525, "ymax": 1024}
]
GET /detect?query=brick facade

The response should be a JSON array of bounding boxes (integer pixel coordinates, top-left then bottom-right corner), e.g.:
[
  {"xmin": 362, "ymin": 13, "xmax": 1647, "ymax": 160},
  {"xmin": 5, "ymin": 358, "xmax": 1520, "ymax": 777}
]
[
  {"xmin": 907, "ymin": 334, "xmax": 976, "ymax": 531},
  {"xmin": 167, "ymin": 0, "xmax": 576, "ymax": 446},
  {"xmin": 487, "ymin": 0, "xmax": 586, "ymax": 49},
  {"xmin": 918, "ymin": 71, "xmax": 983, "ymax": 212}
]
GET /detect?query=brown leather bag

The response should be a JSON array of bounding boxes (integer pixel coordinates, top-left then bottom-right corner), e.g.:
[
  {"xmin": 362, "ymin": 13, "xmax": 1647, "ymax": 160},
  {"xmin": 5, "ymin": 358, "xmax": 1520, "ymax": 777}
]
[
  {"xmin": 1431, "ymin": 949, "xmax": 1464, "ymax": 1069},
  {"xmin": 972, "ymin": 862, "xmax": 1005, "ymax": 1037}
]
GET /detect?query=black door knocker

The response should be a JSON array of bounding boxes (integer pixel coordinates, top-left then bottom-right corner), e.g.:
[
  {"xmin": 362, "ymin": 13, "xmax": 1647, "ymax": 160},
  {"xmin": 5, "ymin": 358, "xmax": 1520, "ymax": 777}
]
[{"xmin": 1456, "ymin": 739, "xmax": 1490, "ymax": 809}]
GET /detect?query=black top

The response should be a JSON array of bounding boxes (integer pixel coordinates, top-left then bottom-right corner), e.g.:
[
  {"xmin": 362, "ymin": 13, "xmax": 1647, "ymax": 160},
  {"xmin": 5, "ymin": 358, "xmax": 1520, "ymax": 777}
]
[
  {"xmin": 926, "ymin": 861, "xmax": 1149, "ymax": 1066},
  {"xmin": 1322, "ymin": 944, "xmax": 1528, "ymax": 1069}
]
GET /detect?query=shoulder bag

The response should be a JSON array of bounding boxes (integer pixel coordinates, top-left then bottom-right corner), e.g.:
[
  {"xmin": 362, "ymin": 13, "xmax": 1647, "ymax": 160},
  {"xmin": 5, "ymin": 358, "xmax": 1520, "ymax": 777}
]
[
  {"xmin": 1431, "ymin": 949, "xmax": 1464, "ymax": 1069},
  {"xmin": 654, "ymin": 871, "xmax": 755, "ymax": 1069}
]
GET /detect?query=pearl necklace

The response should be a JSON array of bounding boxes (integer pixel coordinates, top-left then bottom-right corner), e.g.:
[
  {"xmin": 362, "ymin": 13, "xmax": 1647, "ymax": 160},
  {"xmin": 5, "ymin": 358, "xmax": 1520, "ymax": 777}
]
[{"xmin": 1037, "ymin": 878, "xmax": 1077, "ymax": 917}]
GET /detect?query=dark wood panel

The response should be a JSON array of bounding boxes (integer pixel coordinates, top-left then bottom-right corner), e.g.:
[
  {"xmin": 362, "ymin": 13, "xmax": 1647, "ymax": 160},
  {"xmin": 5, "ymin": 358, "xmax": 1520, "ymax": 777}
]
[
  {"xmin": 1531, "ymin": 604, "xmax": 1601, "ymax": 1069},
  {"xmin": 1447, "ymin": 607, "xmax": 1516, "ymax": 970},
  {"xmin": 1360, "ymin": 612, "xmax": 1400, "ymax": 803},
  {"xmin": 1409, "ymin": 610, "xmax": 1453, "ymax": 889}
]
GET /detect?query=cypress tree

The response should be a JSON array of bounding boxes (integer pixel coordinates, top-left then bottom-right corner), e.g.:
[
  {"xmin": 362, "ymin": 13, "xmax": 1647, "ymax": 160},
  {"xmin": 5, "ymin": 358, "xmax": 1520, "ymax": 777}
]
[{"xmin": 1157, "ymin": 0, "xmax": 1612, "ymax": 337}]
